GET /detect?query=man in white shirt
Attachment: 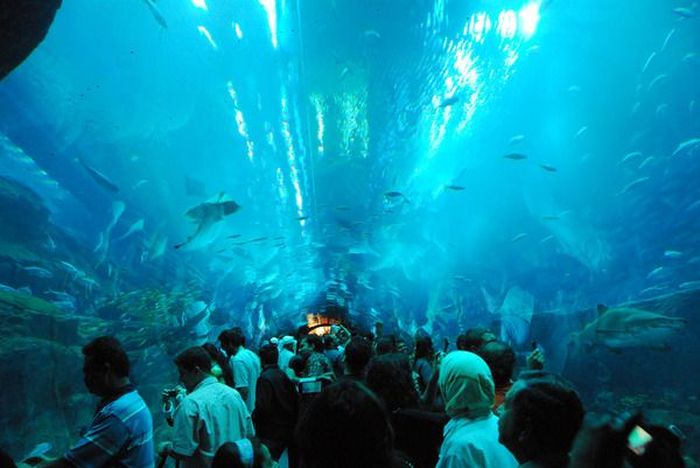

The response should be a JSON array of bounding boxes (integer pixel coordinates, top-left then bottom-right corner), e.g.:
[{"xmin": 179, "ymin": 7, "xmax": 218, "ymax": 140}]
[
  {"xmin": 159, "ymin": 346, "xmax": 254, "ymax": 467},
  {"xmin": 436, "ymin": 351, "xmax": 518, "ymax": 468},
  {"xmin": 219, "ymin": 327, "xmax": 262, "ymax": 413}
]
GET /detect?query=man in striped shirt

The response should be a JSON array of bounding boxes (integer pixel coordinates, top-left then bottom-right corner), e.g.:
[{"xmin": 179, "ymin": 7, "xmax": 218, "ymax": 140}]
[{"xmin": 33, "ymin": 336, "xmax": 154, "ymax": 467}]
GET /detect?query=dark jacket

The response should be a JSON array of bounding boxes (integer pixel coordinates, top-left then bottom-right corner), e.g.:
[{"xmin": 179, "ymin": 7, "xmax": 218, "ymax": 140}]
[
  {"xmin": 392, "ymin": 408, "xmax": 449, "ymax": 468},
  {"xmin": 252, "ymin": 365, "xmax": 299, "ymax": 459}
]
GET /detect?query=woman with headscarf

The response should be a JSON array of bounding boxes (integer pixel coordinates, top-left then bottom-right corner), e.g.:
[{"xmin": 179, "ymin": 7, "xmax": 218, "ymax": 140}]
[{"xmin": 436, "ymin": 351, "xmax": 518, "ymax": 468}]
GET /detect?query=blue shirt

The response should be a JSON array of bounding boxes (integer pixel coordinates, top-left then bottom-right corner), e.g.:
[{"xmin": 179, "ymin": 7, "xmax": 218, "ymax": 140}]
[{"xmin": 66, "ymin": 390, "xmax": 154, "ymax": 467}]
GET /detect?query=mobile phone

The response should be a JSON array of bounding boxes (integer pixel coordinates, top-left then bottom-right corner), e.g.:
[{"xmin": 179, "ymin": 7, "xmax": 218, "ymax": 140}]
[{"xmin": 627, "ymin": 425, "xmax": 653, "ymax": 456}]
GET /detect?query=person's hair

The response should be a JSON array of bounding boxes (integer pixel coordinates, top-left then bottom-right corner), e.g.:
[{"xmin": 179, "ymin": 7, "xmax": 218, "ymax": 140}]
[
  {"xmin": 174, "ymin": 346, "xmax": 213, "ymax": 373},
  {"xmin": 375, "ymin": 336, "xmax": 397, "ymax": 355},
  {"xmin": 344, "ymin": 336, "xmax": 372, "ymax": 377},
  {"xmin": 0, "ymin": 448, "xmax": 16, "ymax": 468},
  {"xmin": 82, "ymin": 336, "xmax": 130, "ymax": 377},
  {"xmin": 477, "ymin": 340, "xmax": 516, "ymax": 387},
  {"xmin": 366, "ymin": 353, "xmax": 418, "ymax": 412},
  {"xmin": 512, "ymin": 373, "xmax": 584, "ymax": 457},
  {"xmin": 258, "ymin": 343, "xmax": 279, "ymax": 367},
  {"xmin": 219, "ymin": 327, "xmax": 246, "ymax": 347},
  {"xmin": 296, "ymin": 380, "xmax": 394, "ymax": 468},
  {"xmin": 202, "ymin": 343, "xmax": 234, "ymax": 387},
  {"xmin": 289, "ymin": 354, "xmax": 306, "ymax": 377},
  {"xmin": 211, "ymin": 438, "xmax": 267, "ymax": 468},
  {"xmin": 304, "ymin": 334, "xmax": 324, "ymax": 353},
  {"xmin": 323, "ymin": 334, "xmax": 338, "ymax": 350},
  {"xmin": 414, "ymin": 335, "xmax": 434, "ymax": 360},
  {"xmin": 460, "ymin": 327, "xmax": 494, "ymax": 350}
]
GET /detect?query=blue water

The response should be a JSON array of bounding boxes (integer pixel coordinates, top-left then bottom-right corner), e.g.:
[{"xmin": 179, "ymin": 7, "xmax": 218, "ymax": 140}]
[{"xmin": 1, "ymin": 0, "xmax": 699, "ymax": 460}]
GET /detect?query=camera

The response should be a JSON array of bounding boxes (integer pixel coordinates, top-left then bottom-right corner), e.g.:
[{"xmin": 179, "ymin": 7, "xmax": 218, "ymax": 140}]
[{"xmin": 162, "ymin": 388, "xmax": 180, "ymax": 398}]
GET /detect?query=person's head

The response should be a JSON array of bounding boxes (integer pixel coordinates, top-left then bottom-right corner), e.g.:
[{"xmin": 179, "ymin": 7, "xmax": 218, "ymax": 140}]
[
  {"xmin": 219, "ymin": 327, "xmax": 246, "ymax": 357},
  {"xmin": 0, "ymin": 448, "xmax": 16, "ymax": 468},
  {"xmin": 323, "ymin": 334, "xmax": 338, "ymax": 350},
  {"xmin": 375, "ymin": 336, "xmax": 397, "ymax": 355},
  {"xmin": 174, "ymin": 346, "xmax": 213, "ymax": 393},
  {"xmin": 374, "ymin": 320, "xmax": 384, "ymax": 337},
  {"xmin": 366, "ymin": 354, "xmax": 418, "ymax": 412},
  {"xmin": 395, "ymin": 337, "xmax": 408, "ymax": 354},
  {"xmin": 82, "ymin": 336, "xmax": 130, "ymax": 396},
  {"xmin": 458, "ymin": 327, "xmax": 497, "ymax": 351},
  {"xmin": 279, "ymin": 336, "xmax": 296, "ymax": 353},
  {"xmin": 300, "ymin": 334, "xmax": 323, "ymax": 354},
  {"xmin": 212, "ymin": 438, "xmax": 276, "ymax": 468},
  {"xmin": 438, "ymin": 351, "xmax": 495, "ymax": 419},
  {"xmin": 414, "ymin": 335, "xmax": 434, "ymax": 360},
  {"xmin": 344, "ymin": 336, "xmax": 372, "ymax": 378},
  {"xmin": 498, "ymin": 373, "xmax": 584, "ymax": 464},
  {"xmin": 296, "ymin": 380, "xmax": 394, "ymax": 468},
  {"xmin": 476, "ymin": 340, "xmax": 516, "ymax": 388},
  {"xmin": 201, "ymin": 342, "xmax": 227, "ymax": 368},
  {"xmin": 259, "ymin": 343, "xmax": 279, "ymax": 368}
]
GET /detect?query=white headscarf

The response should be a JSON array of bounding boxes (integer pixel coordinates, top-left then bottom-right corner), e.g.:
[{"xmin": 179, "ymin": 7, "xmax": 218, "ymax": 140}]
[{"xmin": 438, "ymin": 351, "xmax": 495, "ymax": 419}]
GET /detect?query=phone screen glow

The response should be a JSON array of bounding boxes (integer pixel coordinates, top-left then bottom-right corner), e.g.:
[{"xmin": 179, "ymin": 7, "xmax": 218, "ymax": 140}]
[{"xmin": 628, "ymin": 426, "xmax": 653, "ymax": 456}]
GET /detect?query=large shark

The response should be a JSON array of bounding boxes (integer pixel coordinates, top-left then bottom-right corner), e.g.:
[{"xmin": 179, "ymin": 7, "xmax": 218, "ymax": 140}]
[
  {"xmin": 175, "ymin": 192, "xmax": 240, "ymax": 250},
  {"xmin": 570, "ymin": 304, "xmax": 687, "ymax": 352}
]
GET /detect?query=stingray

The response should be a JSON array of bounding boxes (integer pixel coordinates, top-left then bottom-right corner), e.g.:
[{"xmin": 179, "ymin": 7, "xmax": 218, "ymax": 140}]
[{"xmin": 174, "ymin": 193, "xmax": 240, "ymax": 250}]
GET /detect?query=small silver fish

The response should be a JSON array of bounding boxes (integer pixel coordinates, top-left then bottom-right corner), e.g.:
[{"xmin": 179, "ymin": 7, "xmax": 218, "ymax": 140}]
[
  {"xmin": 661, "ymin": 29, "xmax": 676, "ymax": 51},
  {"xmin": 673, "ymin": 7, "xmax": 694, "ymax": 18},
  {"xmin": 686, "ymin": 199, "xmax": 700, "ymax": 211},
  {"xmin": 672, "ymin": 137, "xmax": 700, "ymax": 156},
  {"xmin": 22, "ymin": 266, "xmax": 54, "ymax": 279},
  {"xmin": 619, "ymin": 176, "xmax": 650, "ymax": 194},
  {"xmin": 640, "ymin": 285, "xmax": 668, "ymax": 296},
  {"xmin": 648, "ymin": 74, "xmax": 668, "ymax": 92},
  {"xmin": 642, "ymin": 51, "xmax": 656, "ymax": 74},
  {"xmin": 510, "ymin": 233, "xmax": 528, "ymax": 243},
  {"xmin": 679, "ymin": 280, "xmax": 700, "ymax": 290},
  {"xmin": 503, "ymin": 153, "xmax": 528, "ymax": 160},
  {"xmin": 620, "ymin": 151, "xmax": 643, "ymax": 164},
  {"xmin": 638, "ymin": 156, "xmax": 654, "ymax": 170},
  {"xmin": 664, "ymin": 250, "xmax": 683, "ymax": 258},
  {"xmin": 439, "ymin": 95, "xmax": 460, "ymax": 108},
  {"xmin": 508, "ymin": 134, "xmax": 526, "ymax": 145},
  {"xmin": 539, "ymin": 235, "xmax": 555, "ymax": 244},
  {"xmin": 647, "ymin": 266, "xmax": 665, "ymax": 279}
]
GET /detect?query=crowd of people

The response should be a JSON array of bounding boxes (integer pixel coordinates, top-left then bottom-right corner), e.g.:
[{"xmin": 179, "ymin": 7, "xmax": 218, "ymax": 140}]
[{"xmin": 3, "ymin": 321, "xmax": 687, "ymax": 468}]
